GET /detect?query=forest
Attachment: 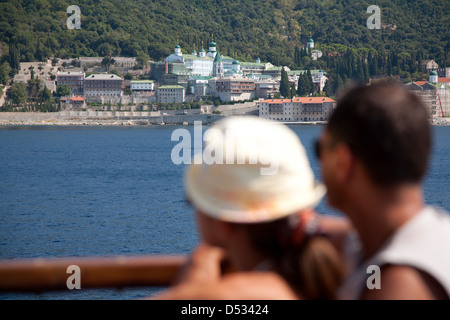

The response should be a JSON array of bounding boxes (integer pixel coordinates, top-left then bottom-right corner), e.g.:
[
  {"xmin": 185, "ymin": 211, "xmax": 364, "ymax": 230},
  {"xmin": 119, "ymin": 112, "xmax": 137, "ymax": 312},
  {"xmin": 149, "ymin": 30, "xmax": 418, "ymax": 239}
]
[{"xmin": 0, "ymin": 0, "xmax": 448, "ymax": 95}]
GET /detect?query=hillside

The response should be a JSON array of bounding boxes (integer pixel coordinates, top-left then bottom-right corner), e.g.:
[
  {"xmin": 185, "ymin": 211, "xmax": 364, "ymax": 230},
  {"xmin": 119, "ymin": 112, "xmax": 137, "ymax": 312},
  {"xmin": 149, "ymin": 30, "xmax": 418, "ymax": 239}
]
[{"xmin": 0, "ymin": 0, "xmax": 448, "ymax": 67}]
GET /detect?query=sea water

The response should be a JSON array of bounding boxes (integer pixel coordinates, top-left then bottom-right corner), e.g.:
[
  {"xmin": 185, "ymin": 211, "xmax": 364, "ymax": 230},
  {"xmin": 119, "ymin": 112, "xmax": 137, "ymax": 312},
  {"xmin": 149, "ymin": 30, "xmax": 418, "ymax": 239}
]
[{"xmin": 0, "ymin": 125, "xmax": 448, "ymax": 299}]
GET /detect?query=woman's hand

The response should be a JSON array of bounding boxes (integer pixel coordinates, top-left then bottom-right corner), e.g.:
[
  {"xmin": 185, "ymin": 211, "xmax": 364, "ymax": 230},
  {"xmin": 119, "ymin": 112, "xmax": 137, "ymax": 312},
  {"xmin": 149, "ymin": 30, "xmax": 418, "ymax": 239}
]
[{"xmin": 173, "ymin": 243, "xmax": 227, "ymax": 285}]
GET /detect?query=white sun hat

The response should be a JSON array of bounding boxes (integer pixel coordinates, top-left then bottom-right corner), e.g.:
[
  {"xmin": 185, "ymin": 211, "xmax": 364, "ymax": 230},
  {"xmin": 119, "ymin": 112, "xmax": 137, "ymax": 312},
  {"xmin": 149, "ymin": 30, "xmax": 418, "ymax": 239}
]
[{"xmin": 184, "ymin": 116, "xmax": 326, "ymax": 223}]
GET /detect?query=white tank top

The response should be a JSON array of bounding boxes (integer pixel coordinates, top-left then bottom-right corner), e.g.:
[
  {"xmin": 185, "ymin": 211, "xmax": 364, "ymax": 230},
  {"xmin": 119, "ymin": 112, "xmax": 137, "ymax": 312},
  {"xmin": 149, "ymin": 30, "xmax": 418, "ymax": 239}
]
[{"xmin": 339, "ymin": 206, "xmax": 450, "ymax": 299}]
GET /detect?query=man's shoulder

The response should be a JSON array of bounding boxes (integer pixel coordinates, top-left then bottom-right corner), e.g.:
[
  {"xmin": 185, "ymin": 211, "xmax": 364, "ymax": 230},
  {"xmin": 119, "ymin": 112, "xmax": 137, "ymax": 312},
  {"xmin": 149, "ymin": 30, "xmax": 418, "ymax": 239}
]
[
  {"xmin": 384, "ymin": 206, "xmax": 450, "ymax": 252},
  {"xmin": 361, "ymin": 264, "xmax": 449, "ymax": 300}
]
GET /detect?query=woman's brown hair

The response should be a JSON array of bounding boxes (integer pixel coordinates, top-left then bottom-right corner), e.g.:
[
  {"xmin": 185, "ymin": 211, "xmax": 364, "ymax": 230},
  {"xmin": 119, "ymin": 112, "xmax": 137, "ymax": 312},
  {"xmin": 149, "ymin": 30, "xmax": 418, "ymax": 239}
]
[{"xmin": 229, "ymin": 213, "xmax": 345, "ymax": 300}]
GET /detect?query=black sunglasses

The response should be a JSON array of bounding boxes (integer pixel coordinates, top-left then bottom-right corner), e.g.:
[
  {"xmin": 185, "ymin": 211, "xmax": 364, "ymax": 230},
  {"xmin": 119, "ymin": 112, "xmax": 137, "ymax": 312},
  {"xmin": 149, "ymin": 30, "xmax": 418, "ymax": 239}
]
[
  {"xmin": 314, "ymin": 139, "xmax": 323, "ymax": 159},
  {"xmin": 314, "ymin": 139, "xmax": 339, "ymax": 159}
]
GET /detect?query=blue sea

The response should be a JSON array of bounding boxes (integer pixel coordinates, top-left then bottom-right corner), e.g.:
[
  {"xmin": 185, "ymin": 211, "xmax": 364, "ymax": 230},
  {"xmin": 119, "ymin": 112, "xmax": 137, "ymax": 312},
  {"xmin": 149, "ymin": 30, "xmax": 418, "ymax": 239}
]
[{"xmin": 0, "ymin": 125, "xmax": 449, "ymax": 300}]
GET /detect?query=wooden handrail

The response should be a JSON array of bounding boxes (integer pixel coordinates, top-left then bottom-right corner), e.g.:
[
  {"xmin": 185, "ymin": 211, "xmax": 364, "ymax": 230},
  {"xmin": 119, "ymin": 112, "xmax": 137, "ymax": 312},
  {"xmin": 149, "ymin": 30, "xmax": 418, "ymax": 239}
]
[{"xmin": 0, "ymin": 255, "xmax": 187, "ymax": 292}]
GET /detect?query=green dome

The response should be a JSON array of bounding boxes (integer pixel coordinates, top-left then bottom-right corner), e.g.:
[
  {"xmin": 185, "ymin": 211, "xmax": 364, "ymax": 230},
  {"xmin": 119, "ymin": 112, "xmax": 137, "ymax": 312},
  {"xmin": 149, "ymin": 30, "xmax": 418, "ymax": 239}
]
[
  {"xmin": 430, "ymin": 70, "xmax": 438, "ymax": 76},
  {"xmin": 232, "ymin": 60, "xmax": 240, "ymax": 65},
  {"xmin": 208, "ymin": 41, "xmax": 217, "ymax": 47},
  {"xmin": 199, "ymin": 48, "xmax": 205, "ymax": 53},
  {"xmin": 175, "ymin": 45, "xmax": 181, "ymax": 48},
  {"xmin": 308, "ymin": 38, "xmax": 314, "ymax": 43}
]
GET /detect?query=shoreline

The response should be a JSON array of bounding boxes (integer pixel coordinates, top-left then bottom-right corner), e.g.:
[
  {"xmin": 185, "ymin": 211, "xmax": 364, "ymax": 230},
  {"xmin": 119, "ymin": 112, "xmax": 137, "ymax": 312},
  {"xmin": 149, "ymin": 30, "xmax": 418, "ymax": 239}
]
[
  {"xmin": 0, "ymin": 111, "xmax": 224, "ymax": 127},
  {"xmin": 0, "ymin": 112, "xmax": 449, "ymax": 126}
]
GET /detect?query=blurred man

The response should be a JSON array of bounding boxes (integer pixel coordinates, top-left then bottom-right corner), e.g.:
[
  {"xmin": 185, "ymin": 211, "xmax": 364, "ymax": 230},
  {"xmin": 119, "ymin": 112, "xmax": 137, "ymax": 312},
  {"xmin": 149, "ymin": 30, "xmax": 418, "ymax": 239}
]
[{"xmin": 317, "ymin": 82, "xmax": 450, "ymax": 299}]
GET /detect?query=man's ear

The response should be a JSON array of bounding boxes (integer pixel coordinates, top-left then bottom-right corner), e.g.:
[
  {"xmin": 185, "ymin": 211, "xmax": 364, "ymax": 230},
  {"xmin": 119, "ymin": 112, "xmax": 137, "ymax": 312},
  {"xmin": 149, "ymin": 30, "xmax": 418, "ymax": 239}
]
[{"xmin": 335, "ymin": 143, "xmax": 355, "ymax": 183}]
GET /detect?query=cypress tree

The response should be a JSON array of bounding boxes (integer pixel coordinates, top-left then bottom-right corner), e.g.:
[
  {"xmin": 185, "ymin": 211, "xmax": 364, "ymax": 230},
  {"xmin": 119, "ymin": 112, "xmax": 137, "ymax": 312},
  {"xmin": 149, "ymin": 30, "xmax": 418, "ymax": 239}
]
[
  {"xmin": 333, "ymin": 74, "xmax": 344, "ymax": 95},
  {"xmin": 334, "ymin": 75, "xmax": 345, "ymax": 94},
  {"xmin": 297, "ymin": 73, "xmax": 305, "ymax": 96},
  {"xmin": 369, "ymin": 53, "xmax": 378, "ymax": 76},
  {"xmin": 387, "ymin": 55, "xmax": 393, "ymax": 75},
  {"xmin": 410, "ymin": 51, "xmax": 417, "ymax": 73},
  {"xmin": 364, "ymin": 60, "xmax": 370, "ymax": 83},
  {"xmin": 40, "ymin": 85, "xmax": 52, "ymax": 103},
  {"xmin": 8, "ymin": 45, "xmax": 20, "ymax": 75},
  {"xmin": 392, "ymin": 53, "xmax": 398, "ymax": 68},
  {"xmin": 294, "ymin": 46, "xmax": 301, "ymax": 68},
  {"xmin": 290, "ymin": 85, "xmax": 296, "ymax": 99},
  {"xmin": 306, "ymin": 70, "xmax": 314, "ymax": 95},
  {"xmin": 356, "ymin": 58, "xmax": 364, "ymax": 83},
  {"xmin": 323, "ymin": 80, "xmax": 331, "ymax": 97},
  {"xmin": 279, "ymin": 68, "xmax": 290, "ymax": 98}
]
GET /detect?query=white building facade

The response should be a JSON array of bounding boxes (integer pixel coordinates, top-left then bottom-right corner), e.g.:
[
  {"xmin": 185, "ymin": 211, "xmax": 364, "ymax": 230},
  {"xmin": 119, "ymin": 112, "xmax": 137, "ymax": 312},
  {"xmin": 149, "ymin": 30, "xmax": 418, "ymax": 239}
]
[
  {"xmin": 258, "ymin": 97, "xmax": 336, "ymax": 122},
  {"xmin": 56, "ymin": 71, "xmax": 85, "ymax": 95},
  {"xmin": 157, "ymin": 85, "xmax": 185, "ymax": 103},
  {"xmin": 209, "ymin": 76, "xmax": 256, "ymax": 102},
  {"xmin": 164, "ymin": 43, "xmax": 273, "ymax": 78},
  {"xmin": 130, "ymin": 80, "xmax": 154, "ymax": 92},
  {"xmin": 184, "ymin": 55, "xmax": 214, "ymax": 76},
  {"xmin": 84, "ymin": 74, "xmax": 124, "ymax": 97}
]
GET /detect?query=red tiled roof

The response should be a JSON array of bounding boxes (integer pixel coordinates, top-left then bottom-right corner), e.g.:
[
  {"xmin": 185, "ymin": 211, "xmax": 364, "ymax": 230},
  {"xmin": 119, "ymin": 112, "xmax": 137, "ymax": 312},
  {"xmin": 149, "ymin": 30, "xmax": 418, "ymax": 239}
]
[
  {"xmin": 259, "ymin": 99, "xmax": 291, "ymax": 103},
  {"xmin": 293, "ymin": 97, "xmax": 336, "ymax": 103},
  {"xmin": 414, "ymin": 81, "xmax": 428, "ymax": 86},
  {"xmin": 439, "ymin": 78, "xmax": 450, "ymax": 83},
  {"xmin": 70, "ymin": 95, "xmax": 84, "ymax": 102},
  {"xmin": 259, "ymin": 97, "xmax": 336, "ymax": 104}
]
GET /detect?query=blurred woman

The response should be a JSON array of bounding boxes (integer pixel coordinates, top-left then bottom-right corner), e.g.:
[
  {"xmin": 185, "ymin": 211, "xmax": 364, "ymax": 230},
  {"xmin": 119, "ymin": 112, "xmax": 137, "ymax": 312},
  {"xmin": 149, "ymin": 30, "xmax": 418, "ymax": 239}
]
[{"xmin": 155, "ymin": 117, "xmax": 345, "ymax": 300}]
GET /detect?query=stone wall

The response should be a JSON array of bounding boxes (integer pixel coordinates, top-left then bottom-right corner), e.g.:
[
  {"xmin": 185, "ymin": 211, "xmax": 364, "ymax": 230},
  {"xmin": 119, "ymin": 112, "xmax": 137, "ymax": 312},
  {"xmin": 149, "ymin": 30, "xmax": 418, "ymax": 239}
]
[{"xmin": 0, "ymin": 111, "xmax": 224, "ymax": 126}]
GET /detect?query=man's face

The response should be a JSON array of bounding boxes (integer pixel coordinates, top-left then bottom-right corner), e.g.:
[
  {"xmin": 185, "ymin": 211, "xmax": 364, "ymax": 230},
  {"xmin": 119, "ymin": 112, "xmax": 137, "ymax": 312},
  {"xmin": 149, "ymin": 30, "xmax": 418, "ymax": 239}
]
[{"xmin": 316, "ymin": 130, "xmax": 344, "ymax": 210}]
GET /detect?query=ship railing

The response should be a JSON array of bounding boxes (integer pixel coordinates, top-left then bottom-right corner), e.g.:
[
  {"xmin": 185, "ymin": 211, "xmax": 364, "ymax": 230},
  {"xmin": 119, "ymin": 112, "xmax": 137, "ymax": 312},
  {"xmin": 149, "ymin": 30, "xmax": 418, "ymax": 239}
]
[{"xmin": 0, "ymin": 255, "xmax": 186, "ymax": 292}]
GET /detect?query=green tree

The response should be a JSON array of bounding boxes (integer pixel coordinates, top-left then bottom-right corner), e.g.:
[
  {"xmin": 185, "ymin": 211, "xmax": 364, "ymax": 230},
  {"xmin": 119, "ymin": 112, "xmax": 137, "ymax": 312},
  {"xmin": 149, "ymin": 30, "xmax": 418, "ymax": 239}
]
[
  {"xmin": 109, "ymin": 69, "xmax": 122, "ymax": 77},
  {"xmin": 364, "ymin": 60, "xmax": 370, "ymax": 83},
  {"xmin": 136, "ymin": 53, "xmax": 150, "ymax": 69},
  {"xmin": 306, "ymin": 70, "xmax": 314, "ymax": 95},
  {"xmin": 56, "ymin": 84, "xmax": 71, "ymax": 97},
  {"xmin": 27, "ymin": 78, "xmax": 42, "ymax": 101},
  {"xmin": 333, "ymin": 74, "xmax": 344, "ymax": 95},
  {"xmin": 7, "ymin": 83, "xmax": 27, "ymax": 105},
  {"xmin": 387, "ymin": 56, "xmax": 393, "ymax": 76},
  {"xmin": 29, "ymin": 66, "xmax": 35, "ymax": 80},
  {"xmin": 40, "ymin": 85, "xmax": 52, "ymax": 103},
  {"xmin": 323, "ymin": 80, "xmax": 331, "ymax": 97},
  {"xmin": 0, "ymin": 62, "xmax": 11, "ymax": 85},
  {"xmin": 369, "ymin": 53, "xmax": 378, "ymax": 76},
  {"xmin": 356, "ymin": 58, "xmax": 364, "ymax": 83},
  {"xmin": 98, "ymin": 43, "xmax": 113, "ymax": 57},
  {"xmin": 8, "ymin": 45, "xmax": 20, "ymax": 75},
  {"xmin": 296, "ymin": 73, "xmax": 306, "ymax": 96},
  {"xmin": 101, "ymin": 56, "xmax": 116, "ymax": 70},
  {"xmin": 279, "ymin": 68, "xmax": 290, "ymax": 98},
  {"xmin": 290, "ymin": 85, "xmax": 296, "ymax": 99}
]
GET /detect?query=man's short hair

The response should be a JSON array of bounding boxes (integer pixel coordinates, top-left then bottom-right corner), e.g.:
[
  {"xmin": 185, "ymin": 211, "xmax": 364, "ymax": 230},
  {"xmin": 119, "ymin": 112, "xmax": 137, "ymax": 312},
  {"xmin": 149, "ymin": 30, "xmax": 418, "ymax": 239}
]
[{"xmin": 327, "ymin": 82, "xmax": 431, "ymax": 187}]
